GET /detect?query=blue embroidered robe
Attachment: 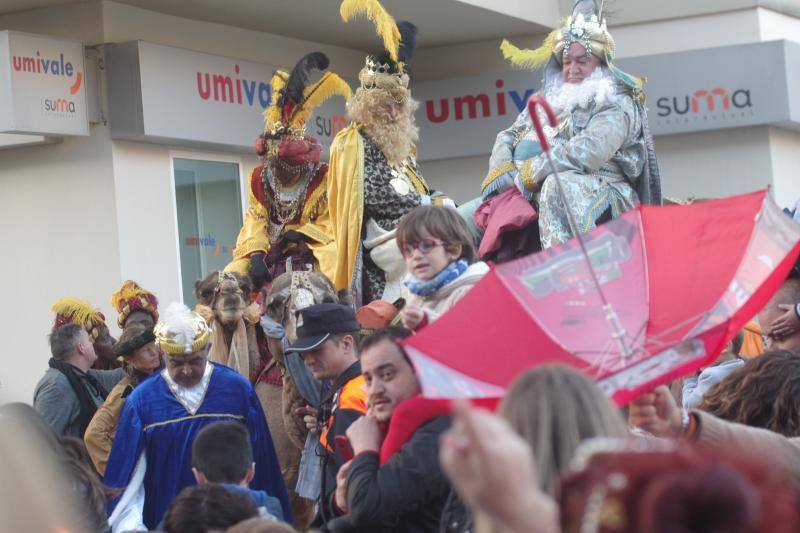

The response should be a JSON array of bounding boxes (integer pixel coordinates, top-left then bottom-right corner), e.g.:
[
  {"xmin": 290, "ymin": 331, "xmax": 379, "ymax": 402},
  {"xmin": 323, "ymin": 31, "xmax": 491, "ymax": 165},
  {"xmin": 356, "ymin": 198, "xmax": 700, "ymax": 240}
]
[{"xmin": 103, "ymin": 363, "xmax": 292, "ymax": 529}]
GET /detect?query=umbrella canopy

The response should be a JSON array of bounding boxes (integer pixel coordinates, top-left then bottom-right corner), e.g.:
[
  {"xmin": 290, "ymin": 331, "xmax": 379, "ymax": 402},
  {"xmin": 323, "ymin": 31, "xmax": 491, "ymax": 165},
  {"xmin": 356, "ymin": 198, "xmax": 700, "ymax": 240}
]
[{"xmin": 403, "ymin": 190, "xmax": 800, "ymax": 405}]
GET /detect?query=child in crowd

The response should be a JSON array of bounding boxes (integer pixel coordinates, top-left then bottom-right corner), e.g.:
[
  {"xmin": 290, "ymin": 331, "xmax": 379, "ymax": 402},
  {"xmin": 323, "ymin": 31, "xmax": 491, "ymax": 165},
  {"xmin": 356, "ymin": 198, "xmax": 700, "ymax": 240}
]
[
  {"xmin": 191, "ymin": 421, "xmax": 286, "ymax": 523},
  {"xmin": 163, "ymin": 484, "xmax": 259, "ymax": 533},
  {"xmin": 682, "ymin": 331, "xmax": 745, "ymax": 411},
  {"xmin": 396, "ymin": 205, "xmax": 489, "ymax": 331}
]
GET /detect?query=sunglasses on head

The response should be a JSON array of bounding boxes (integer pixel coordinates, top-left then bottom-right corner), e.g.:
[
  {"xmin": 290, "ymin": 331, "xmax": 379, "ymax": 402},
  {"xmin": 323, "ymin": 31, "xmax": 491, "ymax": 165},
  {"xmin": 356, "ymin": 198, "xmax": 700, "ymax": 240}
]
[{"xmin": 401, "ymin": 239, "xmax": 446, "ymax": 258}]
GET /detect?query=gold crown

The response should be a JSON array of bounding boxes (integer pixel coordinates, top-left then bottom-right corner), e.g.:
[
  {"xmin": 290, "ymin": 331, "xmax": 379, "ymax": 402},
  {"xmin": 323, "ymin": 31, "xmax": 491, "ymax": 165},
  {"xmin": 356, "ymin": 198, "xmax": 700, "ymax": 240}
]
[{"xmin": 365, "ymin": 56, "xmax": 405, "ymax": 75}]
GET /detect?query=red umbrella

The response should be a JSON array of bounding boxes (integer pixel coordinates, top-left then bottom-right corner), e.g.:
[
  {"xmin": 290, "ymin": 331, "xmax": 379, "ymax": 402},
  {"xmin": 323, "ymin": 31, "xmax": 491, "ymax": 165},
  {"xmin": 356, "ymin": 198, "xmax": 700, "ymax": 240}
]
[{"xmin": 403, "ymin": 189, "xmax": 800, "ymax": 405}]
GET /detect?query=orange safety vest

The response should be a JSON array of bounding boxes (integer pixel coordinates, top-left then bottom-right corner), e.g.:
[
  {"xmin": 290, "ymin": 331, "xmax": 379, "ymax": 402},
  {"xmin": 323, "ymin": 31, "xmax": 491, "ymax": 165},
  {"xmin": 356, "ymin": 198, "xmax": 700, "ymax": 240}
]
[{"xmin": 319, "ymin": 374, "xmax": 368, "ymax": 453}]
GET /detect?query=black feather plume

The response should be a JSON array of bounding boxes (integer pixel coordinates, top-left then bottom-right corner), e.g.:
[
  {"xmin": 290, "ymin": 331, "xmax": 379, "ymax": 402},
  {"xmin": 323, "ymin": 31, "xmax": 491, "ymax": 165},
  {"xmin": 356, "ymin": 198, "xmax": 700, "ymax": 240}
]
[
  {"xmin": 397, "ymin": 21, "xmax": 417, "ymax": 64},
  {"xmin": 281, "ymin": 52, "xmax": 330, "ymax": 107}
]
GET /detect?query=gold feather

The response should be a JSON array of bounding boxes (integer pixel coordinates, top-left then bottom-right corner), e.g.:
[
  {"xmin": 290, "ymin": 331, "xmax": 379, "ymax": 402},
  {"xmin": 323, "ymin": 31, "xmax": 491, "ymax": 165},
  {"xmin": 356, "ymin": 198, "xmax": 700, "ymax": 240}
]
[
  {"xmin": 340, "ymin": 0, "xmax": 401, "ymax": 62},
  {"xmin": 263, "ymin": 70, "xmax": 289, "ymax": 130},
  {"xmin": 500, "ymin": 32, "xmax": 559, "ymax": 70},
  {"xmin": 290, "ymin": 72, "xmax": 352, "ymax": 128},
  {"xmin": 110, "ymin": 280, "xmax": 152, "ymax": 311},
  {"xmin": 52, "ymin": 297, "xmax": 104, "ymax": 328}
]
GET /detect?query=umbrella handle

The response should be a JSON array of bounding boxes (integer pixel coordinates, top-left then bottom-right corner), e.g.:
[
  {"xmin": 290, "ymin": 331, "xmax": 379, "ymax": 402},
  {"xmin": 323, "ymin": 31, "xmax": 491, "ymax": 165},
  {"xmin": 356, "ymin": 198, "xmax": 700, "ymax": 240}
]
[{"xmin": 527, "ymin": 95, "xmax": 558, "ymax": 153}]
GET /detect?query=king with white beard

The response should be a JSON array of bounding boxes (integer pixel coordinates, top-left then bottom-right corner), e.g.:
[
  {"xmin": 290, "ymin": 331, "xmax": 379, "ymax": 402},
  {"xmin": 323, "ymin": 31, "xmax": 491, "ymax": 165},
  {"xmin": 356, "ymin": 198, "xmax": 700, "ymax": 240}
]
[{"xmin": 481, "ymin": 0, "xmax": 661, "ymax": 249}]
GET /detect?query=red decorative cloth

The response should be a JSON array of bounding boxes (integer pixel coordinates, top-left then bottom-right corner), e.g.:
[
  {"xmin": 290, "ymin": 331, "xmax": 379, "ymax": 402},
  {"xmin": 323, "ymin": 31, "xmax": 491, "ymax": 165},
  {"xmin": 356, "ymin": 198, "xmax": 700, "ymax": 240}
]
[
  {"xmin": 473, "ymin": 187, "xmax": 538, "ymax": 259},
  {"xmin": 277, "ymin": 136, "xmax": 322, "ymax": 166}
]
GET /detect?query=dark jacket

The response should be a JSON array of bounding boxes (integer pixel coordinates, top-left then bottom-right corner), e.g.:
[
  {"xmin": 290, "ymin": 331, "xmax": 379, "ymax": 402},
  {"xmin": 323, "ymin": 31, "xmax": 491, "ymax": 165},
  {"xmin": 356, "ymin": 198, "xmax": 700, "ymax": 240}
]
[
  {"xmin": 327, "ymin": 415, "xmax": 452, "ymax": 533},
  {"xmin": 439, "ymin": 491, "xmax": 473, "ymax": 533},
  {"xmin": 314, "ymin": 361, "xmax": 368, "ymax": 525},
  {"xmin": 33, "ymin": 366, "xmax": 125, "ymax": 438}
]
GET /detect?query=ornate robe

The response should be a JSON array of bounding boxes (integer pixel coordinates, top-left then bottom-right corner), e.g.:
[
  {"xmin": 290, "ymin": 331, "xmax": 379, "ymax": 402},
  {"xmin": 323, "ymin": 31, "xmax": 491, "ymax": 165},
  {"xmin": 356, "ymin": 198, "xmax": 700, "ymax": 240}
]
[
  {"xmin": 483, "ymin": 82, "xmax": 654, "ymax": 249},
  {"xmin": 104, "ymin": 363, "xmax": 291, "ymax": 530},
  {"xmin": 227, "ymin": 163, "xmax": 335, "ymax": 281},
  {"xmin": 328, "ymin": 125, "xmax": 430, "ymax": 304}
]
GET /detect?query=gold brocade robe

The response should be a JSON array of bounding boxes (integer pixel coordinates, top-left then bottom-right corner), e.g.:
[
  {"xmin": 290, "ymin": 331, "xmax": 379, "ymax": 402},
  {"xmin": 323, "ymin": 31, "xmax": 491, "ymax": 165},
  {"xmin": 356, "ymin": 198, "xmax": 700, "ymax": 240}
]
[
  {"xmin": 225, "ymin": 164, "xmax": 336, "ymax": 281},
  {"xmin": 327, "ymin": 124, "xmax": 429, "ymax": 294}
]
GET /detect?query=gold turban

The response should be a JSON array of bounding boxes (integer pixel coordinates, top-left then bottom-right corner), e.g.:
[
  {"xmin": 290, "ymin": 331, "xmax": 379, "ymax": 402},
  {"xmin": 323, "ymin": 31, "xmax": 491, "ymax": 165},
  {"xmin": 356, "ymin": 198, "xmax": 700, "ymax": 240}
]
[
  {"xmin": 499, "ymin": 13, "xmax": 615, "ymax": 71},
  {"xmin": 154, "ymin": 303, "xmax": 211, "ymax": 356},
  {"xmin": 499, "ymin": 0, "xmax": 644, "ymax": 96},
  {"xmin": 553, "ymin": 12, "xmax": 615, "ymax": 63}
]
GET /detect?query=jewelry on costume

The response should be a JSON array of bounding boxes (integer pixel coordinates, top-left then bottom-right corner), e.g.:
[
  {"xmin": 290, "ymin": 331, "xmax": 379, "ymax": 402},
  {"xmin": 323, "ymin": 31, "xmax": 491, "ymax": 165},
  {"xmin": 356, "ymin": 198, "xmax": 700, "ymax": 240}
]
[{"xmin": 262, "ymin": 163, "xmax": 321, "ymax": 243}]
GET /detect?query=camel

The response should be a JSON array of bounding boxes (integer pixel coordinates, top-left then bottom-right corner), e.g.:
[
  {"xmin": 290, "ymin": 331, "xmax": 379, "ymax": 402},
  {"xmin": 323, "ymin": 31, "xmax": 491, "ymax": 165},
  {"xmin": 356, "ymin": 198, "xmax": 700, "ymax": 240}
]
[
  {"xmin": 194, "ymin": 271, "xmax": 261, "ymax": 381},
  {"xmin": 256, "ymin": 271, "xmax": 340, "ymax": 530}
]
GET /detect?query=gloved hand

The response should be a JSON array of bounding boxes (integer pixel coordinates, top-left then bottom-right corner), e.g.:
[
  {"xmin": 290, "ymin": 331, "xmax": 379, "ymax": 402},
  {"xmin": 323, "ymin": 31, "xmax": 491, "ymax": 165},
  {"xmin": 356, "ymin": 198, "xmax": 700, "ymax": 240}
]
[
  {"xmin": 248, "ymin": 253, "xmax": 269, "ymax": 289},
  {"xmin": 282, "ymin": 230, "xmax": 310, "ymax": 244}
]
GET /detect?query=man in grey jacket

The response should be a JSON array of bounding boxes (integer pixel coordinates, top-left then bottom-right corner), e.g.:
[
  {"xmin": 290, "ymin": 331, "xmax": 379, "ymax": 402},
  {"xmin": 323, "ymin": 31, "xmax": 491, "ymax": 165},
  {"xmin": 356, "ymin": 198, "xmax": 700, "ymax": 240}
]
[{"xmin": 33, "ymin": 323, "xmax": 124, "ymax": 438}]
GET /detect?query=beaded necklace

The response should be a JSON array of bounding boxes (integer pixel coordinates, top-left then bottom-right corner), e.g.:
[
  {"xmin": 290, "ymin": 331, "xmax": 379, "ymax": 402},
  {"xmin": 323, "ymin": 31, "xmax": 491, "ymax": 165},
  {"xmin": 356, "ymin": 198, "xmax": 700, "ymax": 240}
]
[{"xmin": 262, "ymin": 162, "xmax": 320, "ymax": 244}]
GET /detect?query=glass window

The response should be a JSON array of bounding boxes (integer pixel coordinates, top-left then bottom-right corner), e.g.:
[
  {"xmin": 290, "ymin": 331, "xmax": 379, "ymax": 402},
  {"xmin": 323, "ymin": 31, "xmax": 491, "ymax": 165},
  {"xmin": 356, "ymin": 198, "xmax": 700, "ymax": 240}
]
[{"xmin": 173, "ymin": 157, "xmax": 242, "ymax": 308}]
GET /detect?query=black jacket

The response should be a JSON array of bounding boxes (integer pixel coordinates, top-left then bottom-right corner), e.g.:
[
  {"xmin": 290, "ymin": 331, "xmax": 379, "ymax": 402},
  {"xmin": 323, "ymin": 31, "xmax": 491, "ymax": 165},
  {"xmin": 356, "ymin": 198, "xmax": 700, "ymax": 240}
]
[
  {"xmin": 327, "ymin": 415, "xmax": 452, "ymax": 533},
  {"xmin": 314, "ymin": 361, "xmax": 367, "ymax": 525}
]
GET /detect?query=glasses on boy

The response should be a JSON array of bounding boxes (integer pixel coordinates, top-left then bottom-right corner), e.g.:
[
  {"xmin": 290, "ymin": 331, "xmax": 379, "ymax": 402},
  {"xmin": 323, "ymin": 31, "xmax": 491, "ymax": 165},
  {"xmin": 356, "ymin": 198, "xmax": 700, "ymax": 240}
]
[{"xmin": 400, "ymin": 239, "xmax": 447, "ymax": 258}]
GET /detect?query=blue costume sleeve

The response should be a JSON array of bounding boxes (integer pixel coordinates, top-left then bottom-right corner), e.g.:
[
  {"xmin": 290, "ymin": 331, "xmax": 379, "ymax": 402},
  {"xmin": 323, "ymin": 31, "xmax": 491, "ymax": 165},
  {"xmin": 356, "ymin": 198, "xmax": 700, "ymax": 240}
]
[
  {"xmin": 103, "ymin": 395, "xmax": 145, "ymax": 514},
  {"xmin": 246, "ymin": 388, "xmax": 294, "ymax": 525}
]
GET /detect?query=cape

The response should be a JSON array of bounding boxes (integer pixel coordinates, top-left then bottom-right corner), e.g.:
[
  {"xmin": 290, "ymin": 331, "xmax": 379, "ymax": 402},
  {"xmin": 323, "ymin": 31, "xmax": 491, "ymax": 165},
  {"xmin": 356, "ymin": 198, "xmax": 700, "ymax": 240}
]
[{"xmin": 327, "ymin": 124, "xmax": 429, "ymax": 292}]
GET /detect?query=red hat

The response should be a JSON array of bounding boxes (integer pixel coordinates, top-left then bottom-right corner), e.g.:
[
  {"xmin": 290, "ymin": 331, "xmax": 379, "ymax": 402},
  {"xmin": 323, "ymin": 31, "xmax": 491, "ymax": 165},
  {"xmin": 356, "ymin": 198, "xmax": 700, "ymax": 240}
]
[
  {"xmin": 110, "ymin": 280, "xmax": 159, "ymax": 328},
  {"xmin": 277, "ymin": 136, "xmax": 322, "ymax": 167}
]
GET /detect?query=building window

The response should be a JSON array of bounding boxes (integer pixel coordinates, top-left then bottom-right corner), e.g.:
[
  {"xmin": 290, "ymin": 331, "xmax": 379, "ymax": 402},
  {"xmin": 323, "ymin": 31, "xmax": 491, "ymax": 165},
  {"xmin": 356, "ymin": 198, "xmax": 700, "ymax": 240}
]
[{"xmin": 173, "ymin": 157, "xmax": 242, "ymax": 308}]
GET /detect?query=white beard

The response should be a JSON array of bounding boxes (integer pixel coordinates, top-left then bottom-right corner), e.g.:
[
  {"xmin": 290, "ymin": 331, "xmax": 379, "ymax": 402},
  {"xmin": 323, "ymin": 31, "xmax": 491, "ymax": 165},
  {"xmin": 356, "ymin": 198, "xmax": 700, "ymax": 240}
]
[{"xmin": 544, "ymin": 68, "xmax": 617, "ymax": 116}]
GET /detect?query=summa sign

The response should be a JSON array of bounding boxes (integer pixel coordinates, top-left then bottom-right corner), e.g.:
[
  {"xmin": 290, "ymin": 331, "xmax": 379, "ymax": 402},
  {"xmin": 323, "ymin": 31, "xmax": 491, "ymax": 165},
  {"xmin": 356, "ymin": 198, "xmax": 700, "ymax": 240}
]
[
  {"xmin": 106, "ymin": 41, "xmax": 348, "ymax": 154},
  {"xmin": 617, "ymin": 40, "xmax": 796, "ymax": 136},
  {"xmin": 0, "ymin": 31, "xmax": 88, "ymax": 136}
]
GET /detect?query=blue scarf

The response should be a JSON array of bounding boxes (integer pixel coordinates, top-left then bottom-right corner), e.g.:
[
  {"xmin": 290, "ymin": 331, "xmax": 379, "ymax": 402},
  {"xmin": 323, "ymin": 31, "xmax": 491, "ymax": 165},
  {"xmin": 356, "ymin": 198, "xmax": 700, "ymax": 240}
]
[{"xmin": 404, "ymin": 259, "xmax": 469, "ymax": 297}]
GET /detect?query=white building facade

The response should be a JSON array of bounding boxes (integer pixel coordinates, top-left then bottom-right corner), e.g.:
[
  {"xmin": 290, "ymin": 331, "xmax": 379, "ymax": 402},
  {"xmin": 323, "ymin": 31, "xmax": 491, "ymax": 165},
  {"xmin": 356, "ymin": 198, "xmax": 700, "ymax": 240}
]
[{"xmin": 1, "ymin": 0, "xmax": 799, "ymax": 403}]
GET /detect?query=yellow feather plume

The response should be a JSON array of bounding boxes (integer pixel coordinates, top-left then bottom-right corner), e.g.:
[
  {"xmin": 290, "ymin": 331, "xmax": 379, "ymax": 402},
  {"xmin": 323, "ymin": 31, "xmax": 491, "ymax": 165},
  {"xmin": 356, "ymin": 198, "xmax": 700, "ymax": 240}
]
[
  {"xmin": 110, "ymin": 280, "xmax": 151, "ymax": 311},
  {"xmin": 52, "ymin": 297, "xmax": 104, "ymax": 328},
  {"xmin": 290, "ymin": 72, "xmax": 352, "ymax": 128},
  {"xmin": 263, "ymin": 70, "xmax": 289, "ymax": 130},
  {"xmin": 500, "ymin": 32, "xmax": 558, "ymax": 70},
  {"xmin": 340, "ymin": 0, "xmax": 400, "ymax": 62}
]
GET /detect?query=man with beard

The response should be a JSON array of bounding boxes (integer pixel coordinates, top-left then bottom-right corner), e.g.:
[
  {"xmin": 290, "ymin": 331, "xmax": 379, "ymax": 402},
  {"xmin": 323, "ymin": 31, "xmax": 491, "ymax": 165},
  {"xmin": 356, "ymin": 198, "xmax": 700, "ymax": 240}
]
[
  {"xmin": 326, "ymin": 328, "xmax": 452, "ymax": 532},
  {"xmin": 226, "ymin": 53, "xmax": 350, "ymax": 290},
  {"xmin": 104, "ymin": 303, "xmax": 291, "ymax": 531},
  {"xmin": 329, "ymin": 0, "xmax": 449, "ymax": 305},
  {"xmin": 480, "ymin": 0, "xmax": 661, "ymax": 250}
]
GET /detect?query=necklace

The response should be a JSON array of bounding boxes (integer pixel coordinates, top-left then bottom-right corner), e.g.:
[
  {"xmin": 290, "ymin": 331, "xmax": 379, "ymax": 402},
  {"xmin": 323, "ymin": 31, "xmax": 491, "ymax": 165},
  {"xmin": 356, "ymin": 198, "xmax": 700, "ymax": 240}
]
[{"xmin": 263, "ymin": 163, "xmax": 320, "ymax": 243}]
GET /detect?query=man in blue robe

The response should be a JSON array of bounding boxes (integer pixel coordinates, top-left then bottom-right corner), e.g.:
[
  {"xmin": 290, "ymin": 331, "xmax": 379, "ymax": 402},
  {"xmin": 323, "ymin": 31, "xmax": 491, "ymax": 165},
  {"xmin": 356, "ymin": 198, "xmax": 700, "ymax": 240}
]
[{"xmin": 104, "ymin": 303, "xmax": 292, "ymax": 531}]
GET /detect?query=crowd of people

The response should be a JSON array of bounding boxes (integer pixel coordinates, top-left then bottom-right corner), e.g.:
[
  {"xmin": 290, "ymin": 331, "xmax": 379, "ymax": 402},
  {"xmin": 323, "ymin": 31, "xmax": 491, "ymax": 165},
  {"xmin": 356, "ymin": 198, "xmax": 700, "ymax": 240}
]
[{"xmin": 8, "ymin": 0, "xmax": 800, "ymax": 532}]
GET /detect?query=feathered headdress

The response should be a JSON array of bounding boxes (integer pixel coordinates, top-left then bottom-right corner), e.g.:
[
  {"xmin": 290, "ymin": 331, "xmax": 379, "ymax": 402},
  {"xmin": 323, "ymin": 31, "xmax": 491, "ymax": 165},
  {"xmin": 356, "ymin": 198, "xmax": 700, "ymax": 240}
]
[
  {"xmin": 262, "ymin": 52, "xmax": 351, "ymax": 138},
  {"xmin": 500, "ymin": 0, "xmax": 643, "ymax": 94},
  {"xmin": 341, "ymin": 0, "xmax": 401, "ymax": 62},
  {"xmin": 340, "ymin": 0, "xmax": 418, "ymax": 95},
  {"xmin": 110, "ymin": 280, "xmax": 159, "ymax": 328},
  {"xmin": 51, "ymin": 297, "xmax": 107, "ymax": 341}
]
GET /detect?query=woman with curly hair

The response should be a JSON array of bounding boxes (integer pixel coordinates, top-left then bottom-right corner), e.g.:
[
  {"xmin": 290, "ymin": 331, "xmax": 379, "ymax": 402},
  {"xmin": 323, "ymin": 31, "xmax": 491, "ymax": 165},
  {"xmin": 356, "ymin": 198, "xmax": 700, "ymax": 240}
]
[{"xmin": 698, "ymin": 349, "xmax": 800, "ymax": 437}]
